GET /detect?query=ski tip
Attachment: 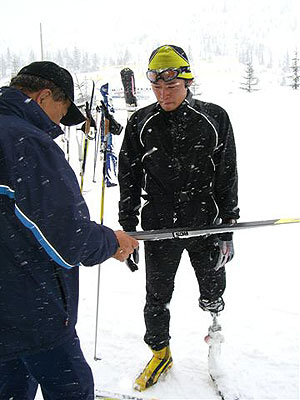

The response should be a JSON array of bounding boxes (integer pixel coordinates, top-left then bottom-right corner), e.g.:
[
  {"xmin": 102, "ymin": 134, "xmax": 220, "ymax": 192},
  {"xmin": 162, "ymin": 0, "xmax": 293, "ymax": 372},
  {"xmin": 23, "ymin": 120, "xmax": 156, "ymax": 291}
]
[{"xmin": 275, "ymin": 218, "xmax": 300, "ymax": 224}]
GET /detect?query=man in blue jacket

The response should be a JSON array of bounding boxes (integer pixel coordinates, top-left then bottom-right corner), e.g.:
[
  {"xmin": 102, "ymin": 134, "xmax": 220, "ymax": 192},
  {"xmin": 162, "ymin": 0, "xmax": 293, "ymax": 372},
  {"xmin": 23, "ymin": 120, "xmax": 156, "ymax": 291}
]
[{"xmin": 0, "ymin": 61, "xmax": 138, "ymax": 399}]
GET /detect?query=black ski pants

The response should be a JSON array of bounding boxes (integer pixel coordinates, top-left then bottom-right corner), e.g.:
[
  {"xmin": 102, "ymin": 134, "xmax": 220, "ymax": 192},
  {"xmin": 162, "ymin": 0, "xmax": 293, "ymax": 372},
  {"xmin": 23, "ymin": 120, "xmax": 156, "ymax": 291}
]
[{"xmin": 143, "ymin": 236, "xmax": 226, "ymax": 351}]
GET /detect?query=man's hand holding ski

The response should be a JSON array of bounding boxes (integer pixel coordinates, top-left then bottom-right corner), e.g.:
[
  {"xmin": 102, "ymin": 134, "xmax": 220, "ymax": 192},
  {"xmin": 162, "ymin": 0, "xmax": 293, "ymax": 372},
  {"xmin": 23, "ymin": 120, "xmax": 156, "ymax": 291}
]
[{"xmin": 113, "ymin": 230, "xmax": 139, "ymax": 262}]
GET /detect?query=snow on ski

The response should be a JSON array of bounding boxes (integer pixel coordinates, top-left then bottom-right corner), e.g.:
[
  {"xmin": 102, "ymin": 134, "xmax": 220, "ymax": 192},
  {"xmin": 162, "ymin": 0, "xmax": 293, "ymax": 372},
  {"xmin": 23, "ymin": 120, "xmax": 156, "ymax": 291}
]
[
  {"xmin": 96, "ymin": 389, "xmax": 158, "ymax": 400},
  {"xmin": 209, "ymin": 374, "xmax": 240, "ymax": 400},
  {"xmin": 128, "ymin": 218, "xmax": 300, "ymax": 241}
]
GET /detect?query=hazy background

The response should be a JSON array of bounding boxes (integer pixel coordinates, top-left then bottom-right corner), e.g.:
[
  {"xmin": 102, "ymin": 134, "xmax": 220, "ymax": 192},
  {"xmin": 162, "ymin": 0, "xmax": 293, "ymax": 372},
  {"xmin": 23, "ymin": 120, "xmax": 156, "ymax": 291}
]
[{"xmin": 1, "ymin": 0, "xmax": 299, "ymax": 81}]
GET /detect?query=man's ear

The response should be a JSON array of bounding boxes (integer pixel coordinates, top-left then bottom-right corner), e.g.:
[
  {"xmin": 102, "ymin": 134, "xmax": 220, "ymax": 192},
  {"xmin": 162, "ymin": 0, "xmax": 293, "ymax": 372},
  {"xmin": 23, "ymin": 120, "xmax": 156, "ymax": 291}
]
[{"xmin": 35, "ymin": 89, "xmax": 52, "ymax": 106}]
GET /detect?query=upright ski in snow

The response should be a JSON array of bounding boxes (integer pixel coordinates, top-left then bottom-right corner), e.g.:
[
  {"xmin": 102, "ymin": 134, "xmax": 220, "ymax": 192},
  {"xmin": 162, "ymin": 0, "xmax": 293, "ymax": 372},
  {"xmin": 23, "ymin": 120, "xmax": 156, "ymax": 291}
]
[
  {"xmin": 128, "ymin": 218, "xmax": 300, "ymax": 241},
  {"xmin": 120, "ymin": 67, "xmax": 138, "ymax": 119}
]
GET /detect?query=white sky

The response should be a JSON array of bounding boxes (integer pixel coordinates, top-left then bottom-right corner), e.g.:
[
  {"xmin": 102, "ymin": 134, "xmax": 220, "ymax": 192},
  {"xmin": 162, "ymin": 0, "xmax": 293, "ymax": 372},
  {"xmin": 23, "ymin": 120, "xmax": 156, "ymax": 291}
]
[{"xmin": 1, "ymin": 0, "xmax": 300, "ymax": 59}]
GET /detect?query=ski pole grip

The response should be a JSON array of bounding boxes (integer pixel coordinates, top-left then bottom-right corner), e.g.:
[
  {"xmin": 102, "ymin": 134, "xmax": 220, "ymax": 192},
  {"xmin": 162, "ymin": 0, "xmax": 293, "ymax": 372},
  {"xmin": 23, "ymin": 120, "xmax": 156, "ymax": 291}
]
[
  {"xmin": 125, "ymin": 248, "xmax": 139, "ymax": 272},
  {"xmin": 125, "ymin": 257, "xmax": 138, "ymax": 272}
]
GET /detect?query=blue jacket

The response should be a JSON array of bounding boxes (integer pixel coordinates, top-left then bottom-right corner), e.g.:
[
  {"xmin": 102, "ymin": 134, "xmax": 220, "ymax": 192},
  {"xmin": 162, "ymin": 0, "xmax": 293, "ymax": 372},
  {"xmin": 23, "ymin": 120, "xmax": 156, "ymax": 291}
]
[{"xmin": 0, "ymin": 87, "xmax": 118, "ymax": 361}]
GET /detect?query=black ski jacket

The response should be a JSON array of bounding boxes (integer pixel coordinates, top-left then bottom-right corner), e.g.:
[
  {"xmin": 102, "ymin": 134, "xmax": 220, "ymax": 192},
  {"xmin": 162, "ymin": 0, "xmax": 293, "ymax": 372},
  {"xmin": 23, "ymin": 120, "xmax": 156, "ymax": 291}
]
[
  {"xmin": 118, "ymin": 91, "xmax": 239, "ymax": 233},
  {"xmin": 0, "ymin": 87, "xmax": 118, "ymax": 361}
]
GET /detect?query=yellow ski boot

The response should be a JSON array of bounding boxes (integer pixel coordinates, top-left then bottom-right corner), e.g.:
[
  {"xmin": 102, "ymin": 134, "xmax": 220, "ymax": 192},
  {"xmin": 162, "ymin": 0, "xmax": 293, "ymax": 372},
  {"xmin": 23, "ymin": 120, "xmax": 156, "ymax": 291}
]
[{"xmin": 134, "ymin": 346, "xmax": 173, "ymax": 391}]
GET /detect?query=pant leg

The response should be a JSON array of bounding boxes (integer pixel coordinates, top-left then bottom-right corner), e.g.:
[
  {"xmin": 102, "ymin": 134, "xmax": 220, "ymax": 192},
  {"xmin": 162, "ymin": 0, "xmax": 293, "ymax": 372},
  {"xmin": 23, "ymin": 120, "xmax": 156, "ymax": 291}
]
[
  {"xmin": 22, "ymin": 334, "xmax": 94, "ymax": 400},
  {"xmin": 187, "ymin": 237, "xmax": 226, "ymax": 312},
  {"xmin": 144, "ymin": 240, "xmax": 184, "ymax": 350},
  {"xmin": 0, "ymin": 358, "xmax": 38, "ymax": 400}
]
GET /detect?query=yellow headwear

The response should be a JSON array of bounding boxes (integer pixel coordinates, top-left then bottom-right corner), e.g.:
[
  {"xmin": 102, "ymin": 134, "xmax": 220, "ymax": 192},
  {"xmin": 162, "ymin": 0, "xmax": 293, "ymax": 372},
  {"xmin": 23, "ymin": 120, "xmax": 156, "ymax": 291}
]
[{"xmin": 148, "ymin": 45, "xmax": 194, "ymax": 80}]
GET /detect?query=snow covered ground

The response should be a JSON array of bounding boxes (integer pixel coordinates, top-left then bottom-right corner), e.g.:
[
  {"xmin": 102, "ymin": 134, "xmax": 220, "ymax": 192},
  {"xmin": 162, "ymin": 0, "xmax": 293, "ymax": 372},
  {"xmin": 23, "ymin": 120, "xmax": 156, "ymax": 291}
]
[{"xmin": 36, "ymin": 85, "xmax": 299, "ymax": 399}]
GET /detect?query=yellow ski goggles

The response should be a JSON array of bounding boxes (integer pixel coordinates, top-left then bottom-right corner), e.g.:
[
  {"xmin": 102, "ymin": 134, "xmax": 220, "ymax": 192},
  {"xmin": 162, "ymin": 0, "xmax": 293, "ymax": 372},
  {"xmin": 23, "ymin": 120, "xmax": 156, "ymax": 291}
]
[{"xmin": 146, "ymin": 66, "xmax": 191, "ymax": 83}]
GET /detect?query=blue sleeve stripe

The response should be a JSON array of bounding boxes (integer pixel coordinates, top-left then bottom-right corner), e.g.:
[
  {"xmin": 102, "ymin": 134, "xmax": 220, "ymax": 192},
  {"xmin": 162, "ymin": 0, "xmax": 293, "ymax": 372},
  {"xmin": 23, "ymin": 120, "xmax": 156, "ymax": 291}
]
[
  {"xmin": 0, "ymin": 185, "xmax": 15, "ymax": 199},
  {"xmin": 0, "ymin": 184, "xmax": 81, "ymax": 269}
]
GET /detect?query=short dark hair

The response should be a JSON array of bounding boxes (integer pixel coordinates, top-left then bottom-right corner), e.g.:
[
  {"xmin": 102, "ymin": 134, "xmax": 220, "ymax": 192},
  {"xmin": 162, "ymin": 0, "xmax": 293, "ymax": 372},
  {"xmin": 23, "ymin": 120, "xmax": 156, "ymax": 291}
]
[
  {"xmin": 185, "ymin": 79, "xmax": 193, "ymax": 88},
  {"xmin": 10, "ymin": 74, "xmax": 68, "ymax": 102}
]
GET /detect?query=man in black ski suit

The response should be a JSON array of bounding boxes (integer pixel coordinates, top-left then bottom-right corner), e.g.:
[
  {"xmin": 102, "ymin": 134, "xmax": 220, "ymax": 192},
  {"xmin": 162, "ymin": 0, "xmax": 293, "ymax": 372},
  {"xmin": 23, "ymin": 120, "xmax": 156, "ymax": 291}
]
[
  {"xmin": 118, "ymin": 45, "xmax": 239, "ymax": 391},
  {"xmin": 0, "ymin": 61, "xmax": 138, "ymax": 399}
]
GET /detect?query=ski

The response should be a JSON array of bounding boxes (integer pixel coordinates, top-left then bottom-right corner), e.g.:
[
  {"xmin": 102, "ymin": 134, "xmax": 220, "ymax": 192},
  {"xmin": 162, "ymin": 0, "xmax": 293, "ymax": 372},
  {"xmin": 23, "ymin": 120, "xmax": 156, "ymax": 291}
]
[
  {"xmin": 96, "ymin": 389, "xmax": 158, "ymax": 400},
  {"xmin": 120, "ymin": 67, "xmax": 138, "ymax": 119},
  {"xmin": 128, "ymin": 218, "xmax": 300, "ymax": 241},
  {"xmin": 210, "ymin": 374, "xmax": 240, "ymax": 400}
]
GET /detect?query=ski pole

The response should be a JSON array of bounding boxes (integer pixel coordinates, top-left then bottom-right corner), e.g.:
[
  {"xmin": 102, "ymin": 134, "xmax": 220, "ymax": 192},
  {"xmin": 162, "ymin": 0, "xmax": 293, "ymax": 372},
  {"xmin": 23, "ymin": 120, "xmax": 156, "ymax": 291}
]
[
  {"xmin": 100, "ymin": 117, "xmax": 110, "ymax": 224},
  {"xmin": 94, "ymin": 105, "xmax": 110, "ymax": 361},
  {"xmin": 80, "ymin": 81, "xmax": 95, "ymax": 193},
  {"xmin": 80, "ymin": 101, "xmax": 91, "ymax": 193},
  {"xmin": 66, "ymin": 126, "xmax": 71, "ymax": 163},
  {"xmin": 92, "ymin": 106, "xmax": 101, "ymax": 183}
]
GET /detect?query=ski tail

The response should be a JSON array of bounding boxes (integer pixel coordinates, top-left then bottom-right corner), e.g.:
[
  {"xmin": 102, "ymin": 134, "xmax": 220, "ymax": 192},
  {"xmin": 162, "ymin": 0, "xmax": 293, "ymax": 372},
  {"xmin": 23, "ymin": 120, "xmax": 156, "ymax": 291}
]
[{"xmin": 120, "ymin": 67, "xmax": 138, "ymax": 118}]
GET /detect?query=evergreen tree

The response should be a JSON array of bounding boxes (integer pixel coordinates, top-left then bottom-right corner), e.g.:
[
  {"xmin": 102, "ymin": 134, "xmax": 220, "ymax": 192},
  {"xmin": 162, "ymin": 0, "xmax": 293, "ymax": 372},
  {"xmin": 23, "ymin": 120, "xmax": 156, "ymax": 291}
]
[
  {"xmin": 11, "ymin": 54, "xmax": 22, "ymax": 77},
  {"xmin": 73, "ymin": 46, "xmax": 81, "ymax": 71},
  {"xmin": 28, "ymin": 50, "xmax": 36, "ymax": 64},
  {"xmin": 0, "ymin": 55, "xmax": 7, "ymax": 79},
  {"xmin": 123, "ymin": 48, "xmax": 131, "ymax": 65},
  {"xmin": 55, "ymin": 50, "xmax": 64, "ymax": 67},
  {"xmin": 91, "ymin": 53, "xmax": 99, "ymax": 71},
  {"xmin": 81, "ymin": 52, "xmax": 90, "ymax": 73},
  {"xmin": 240, "ymin": 61, "xmax": 259, "ymax": 92},
  {"xmin": 289, "ymin": 50, "xmax": 300, "ymax": 90},
  {"xmin": 6, "ymin": 48, "xmax": 12, "ymax": 75}
]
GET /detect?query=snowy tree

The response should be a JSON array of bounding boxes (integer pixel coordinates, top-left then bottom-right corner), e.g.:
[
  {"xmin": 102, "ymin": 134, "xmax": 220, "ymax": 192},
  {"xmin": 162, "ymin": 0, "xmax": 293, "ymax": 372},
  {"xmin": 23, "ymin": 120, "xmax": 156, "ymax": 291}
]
[
  {"xmin": 122, "ymin": 48, "xmax": 131, "ymax": 65},
  {"xmin": 288, "ymin": 50, "xmax": 300, "ymax": 90},
  {"xmin": 55, "ymin": 50, "xmax": 64, "ymax": 67},
  {"xmin": 11, "ymin": 54, "xmax": 22, "ymax": 77},
  {"xmin": 72, "ymin": 47, "xmax": 81, "ymax": 71},
  {"xmin": 0, "ymin": 55, "xmax": 7, "ymax": 78},
  {"xmin": 74, "ymin": 75, "xmax": 88, "ymax": 105},
  {"xmin": 81, "ymin": 52, "xmax": 91, "ymax": 73},
  {"xmin": 240, "ymin": 62, "xmax": 259, "ymax": 92},
  {"xmin": 62, "ymin": 48, "xmax": 73, "ymax": 70},
  {"xmin": 91, "ymin": 53, "xmax": 100, "ymax": 71},
  {"xmin": 28, "ymin": 50, "xmax": 36, "ymax": 64}
]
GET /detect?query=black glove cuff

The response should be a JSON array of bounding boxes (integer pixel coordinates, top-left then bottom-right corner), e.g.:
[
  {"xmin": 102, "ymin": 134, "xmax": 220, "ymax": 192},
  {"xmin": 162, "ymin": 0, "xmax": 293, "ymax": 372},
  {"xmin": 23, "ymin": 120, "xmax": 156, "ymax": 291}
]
[
  {"xmin": 217, "ymin": 232, "xmax": 233, "ymax": 241},
  {"xmin": 122, "ymin": 226, "xmax": 137, "ymax": 233}
]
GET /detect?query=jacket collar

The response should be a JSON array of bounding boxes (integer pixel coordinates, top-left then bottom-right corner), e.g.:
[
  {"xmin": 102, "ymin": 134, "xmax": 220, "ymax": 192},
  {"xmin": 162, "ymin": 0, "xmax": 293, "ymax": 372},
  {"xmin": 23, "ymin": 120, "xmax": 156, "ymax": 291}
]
[
  {"xmin": 155, "ymin": 88, "xmax": 195, "ymax": 114},
  {"xmin": 0, "ymin": 86, "xmax": 64, "ymax": 139},
  {"xmin": 184, "ymin": 89, "xmax": 195, "ymax": 107}
]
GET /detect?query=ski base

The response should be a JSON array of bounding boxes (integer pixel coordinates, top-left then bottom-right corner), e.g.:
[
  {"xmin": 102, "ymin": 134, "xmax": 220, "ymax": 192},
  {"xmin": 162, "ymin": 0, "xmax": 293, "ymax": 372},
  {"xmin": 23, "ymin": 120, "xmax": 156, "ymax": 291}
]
[{"xmin": 129, "ymin": 218, "xmax": 300, "ymax": 241}]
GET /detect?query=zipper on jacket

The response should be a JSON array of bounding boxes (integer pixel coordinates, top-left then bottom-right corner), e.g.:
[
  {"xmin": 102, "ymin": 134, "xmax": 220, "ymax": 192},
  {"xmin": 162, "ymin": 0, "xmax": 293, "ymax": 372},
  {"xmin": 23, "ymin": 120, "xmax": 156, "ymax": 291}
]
[{"xmin": 54, "ymin": 266, "xmax": 70, "ymax": 326}]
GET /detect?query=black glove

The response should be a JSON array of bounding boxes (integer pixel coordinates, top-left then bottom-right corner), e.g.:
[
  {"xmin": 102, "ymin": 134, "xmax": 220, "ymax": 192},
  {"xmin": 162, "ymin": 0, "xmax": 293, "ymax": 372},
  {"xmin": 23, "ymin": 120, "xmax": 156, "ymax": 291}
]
[{"xmin": 126, "ymin": 248, "xmax": 139, "ymax": 272}]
